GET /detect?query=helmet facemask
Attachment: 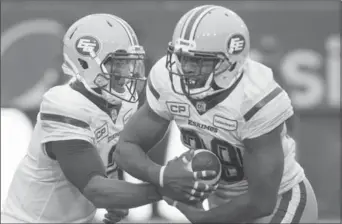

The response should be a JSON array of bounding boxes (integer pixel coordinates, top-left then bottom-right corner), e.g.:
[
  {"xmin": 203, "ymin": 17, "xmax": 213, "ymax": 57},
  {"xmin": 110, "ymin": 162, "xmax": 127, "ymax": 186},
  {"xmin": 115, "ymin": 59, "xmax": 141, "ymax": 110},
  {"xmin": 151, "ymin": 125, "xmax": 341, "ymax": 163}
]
[
  {"xmin": 166, "ymin": 43, "xmax": 236, "ymax": 99},
  {"xmin": 94, "ymin": 48, "xmax": 146, "ymax": 104}
]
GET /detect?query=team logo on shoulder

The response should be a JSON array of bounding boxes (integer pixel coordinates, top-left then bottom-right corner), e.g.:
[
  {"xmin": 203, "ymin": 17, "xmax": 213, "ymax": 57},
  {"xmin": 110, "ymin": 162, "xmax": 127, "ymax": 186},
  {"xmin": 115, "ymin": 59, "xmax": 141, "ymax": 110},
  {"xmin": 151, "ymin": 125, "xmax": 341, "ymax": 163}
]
[
  {"xmin": 227, "ymin": 34, "xmax": 246, "ymax": 55},
  {"xmin": 195, "ymin": 101, "xmax": 207, "ymax": 113},
  {"xmin": 75, "ymin": 36, "xmax": 100, "ymax": 57}
]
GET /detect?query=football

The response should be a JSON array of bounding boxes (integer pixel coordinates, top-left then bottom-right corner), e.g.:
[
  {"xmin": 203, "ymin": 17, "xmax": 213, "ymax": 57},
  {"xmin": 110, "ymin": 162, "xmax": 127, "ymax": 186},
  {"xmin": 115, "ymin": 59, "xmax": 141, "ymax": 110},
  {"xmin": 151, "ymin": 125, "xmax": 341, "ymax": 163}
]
[{"xmin": 186, "ymin": 149, "xmax": 222, "ymax": 185}]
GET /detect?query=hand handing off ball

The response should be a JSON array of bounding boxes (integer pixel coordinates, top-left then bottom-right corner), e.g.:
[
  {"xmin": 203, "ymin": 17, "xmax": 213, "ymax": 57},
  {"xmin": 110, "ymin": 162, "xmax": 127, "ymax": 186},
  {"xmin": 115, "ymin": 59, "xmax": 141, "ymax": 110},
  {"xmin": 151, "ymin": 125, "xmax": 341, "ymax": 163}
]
[{"xmin": 185, "ymin": 149, "xmax": 222, "ymax": 186}]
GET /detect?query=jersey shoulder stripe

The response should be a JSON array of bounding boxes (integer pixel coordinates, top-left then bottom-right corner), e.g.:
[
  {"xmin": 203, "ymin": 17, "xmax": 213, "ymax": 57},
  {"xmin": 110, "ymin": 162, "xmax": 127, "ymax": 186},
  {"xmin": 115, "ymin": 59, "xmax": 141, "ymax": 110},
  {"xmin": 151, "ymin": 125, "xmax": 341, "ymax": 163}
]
[
  {"xmin": 243, "ymin": 86, "xmax": 283, "ymax": 121},
  {"xmin": 41, "ymin": 85, "xmax": 91, "ymax": 122},
  {"xmin": 40, "ymin": 86, "xmax": 95, "ymax": 144},
  {"xmin": 40, "ymin": 113, "xmax": 90, "ymax": 130},
  {"xmin": 147, "ymin": 75, "xmax": 160, "ymax": 100}
]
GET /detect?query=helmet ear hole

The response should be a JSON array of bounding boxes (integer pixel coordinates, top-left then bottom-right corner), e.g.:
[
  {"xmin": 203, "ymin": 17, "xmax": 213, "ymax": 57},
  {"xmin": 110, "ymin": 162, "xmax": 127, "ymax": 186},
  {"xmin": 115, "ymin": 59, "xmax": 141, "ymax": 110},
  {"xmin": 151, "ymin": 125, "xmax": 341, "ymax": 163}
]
[{"xmin": 78, "ymin": 58, "xmax": 88, "ymax": 69}]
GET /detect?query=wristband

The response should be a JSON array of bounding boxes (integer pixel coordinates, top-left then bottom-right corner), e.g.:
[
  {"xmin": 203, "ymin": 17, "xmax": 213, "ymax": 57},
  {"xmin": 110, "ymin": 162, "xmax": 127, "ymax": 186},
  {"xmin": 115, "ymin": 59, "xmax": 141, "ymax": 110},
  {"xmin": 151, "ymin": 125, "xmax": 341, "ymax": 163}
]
[{"xmin": 159, "ymin": 165, "xmax": 166, "ymax": 187}]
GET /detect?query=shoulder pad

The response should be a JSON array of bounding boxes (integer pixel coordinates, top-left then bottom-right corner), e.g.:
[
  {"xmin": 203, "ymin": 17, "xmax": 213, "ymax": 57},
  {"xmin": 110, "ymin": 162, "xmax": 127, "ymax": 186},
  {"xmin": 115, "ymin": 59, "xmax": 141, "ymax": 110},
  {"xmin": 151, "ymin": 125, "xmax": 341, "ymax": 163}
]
[
  {"xmin": 238, "ymin": 59, "xmax": 294, "ymax": 139},
  {"xmin": 39, "ymin": 85, "xmax": 94, "ymax": 143},
  {"xmin": 145, "ymin": 56, "xmax": 173, "ymax": 120},
  {"xmin": 147, "ymin": 56, "xmax": 172, "ymax": 99},
  {"xmin": 241, "ymin": 59, "xmax": 280, "ymax": 117},
  {"xmin": 40, "ymin": 85, "xmax": 91, "ymax": 125}
]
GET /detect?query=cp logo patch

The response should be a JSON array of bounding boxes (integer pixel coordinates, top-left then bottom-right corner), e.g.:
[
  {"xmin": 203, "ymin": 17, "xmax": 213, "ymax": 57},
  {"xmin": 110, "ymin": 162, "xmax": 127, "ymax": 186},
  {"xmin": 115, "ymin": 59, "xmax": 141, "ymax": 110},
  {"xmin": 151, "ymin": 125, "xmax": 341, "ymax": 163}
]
[
  {"xmin": 75, "ymin": 36, "xmax": 100, "ymax": 57},
  {"xmin": 227, "ymin": 34, "xmax": 246, "ymax": 55}
]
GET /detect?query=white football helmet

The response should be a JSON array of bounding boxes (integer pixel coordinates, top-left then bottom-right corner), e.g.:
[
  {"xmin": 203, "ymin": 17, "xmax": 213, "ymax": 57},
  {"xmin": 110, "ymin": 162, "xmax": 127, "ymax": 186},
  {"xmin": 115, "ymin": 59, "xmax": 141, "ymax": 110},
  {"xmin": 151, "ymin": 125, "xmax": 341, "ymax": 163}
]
[
  {"xmin": 63, "ymin": 13, "xmax": 146, "ymax": 104},
  {"xmin": 166, "ymin": 5, "xmax": 250, "ymax": 99}
]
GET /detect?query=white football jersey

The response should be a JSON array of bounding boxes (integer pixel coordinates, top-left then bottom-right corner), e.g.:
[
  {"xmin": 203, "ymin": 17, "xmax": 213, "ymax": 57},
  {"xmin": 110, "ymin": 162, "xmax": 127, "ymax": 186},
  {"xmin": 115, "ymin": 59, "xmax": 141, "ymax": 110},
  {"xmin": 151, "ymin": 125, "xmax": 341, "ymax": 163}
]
[
  {"xmin": 1, "ymin": 81, "xmax": 138, "ymax": 223},
  {"xmin": 146, "ymin": 56, "xmax": 305, "ymax": 207}
]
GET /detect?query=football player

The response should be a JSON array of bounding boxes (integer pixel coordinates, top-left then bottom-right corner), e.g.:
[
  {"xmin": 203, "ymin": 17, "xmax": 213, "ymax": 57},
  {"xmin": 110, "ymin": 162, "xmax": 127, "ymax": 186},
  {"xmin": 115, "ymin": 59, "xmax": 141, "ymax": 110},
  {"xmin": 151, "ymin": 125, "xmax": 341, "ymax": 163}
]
[
  {"xmin": 1, "ymin": 14, "xmax": 215, "ymax": 223},
  {"xmin": 115, "ymin": 5, "xmax": 318, "ymax": 223}
]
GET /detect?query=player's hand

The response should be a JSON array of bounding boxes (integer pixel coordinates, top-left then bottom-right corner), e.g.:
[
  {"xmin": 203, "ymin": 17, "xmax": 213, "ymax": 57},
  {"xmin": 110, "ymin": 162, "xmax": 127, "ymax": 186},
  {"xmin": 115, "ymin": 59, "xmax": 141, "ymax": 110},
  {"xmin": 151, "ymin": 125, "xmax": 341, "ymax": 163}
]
[
  {"xmin": 103, "ymin": 208, "xmax": 128, "ymax": 224},
  {"xmin": 159, "ymin": 149, "xmax": 218, "ymax": 203},
  {"xmin": 163, "ymin": 196, "xmax": 206, "ymax": 223}
]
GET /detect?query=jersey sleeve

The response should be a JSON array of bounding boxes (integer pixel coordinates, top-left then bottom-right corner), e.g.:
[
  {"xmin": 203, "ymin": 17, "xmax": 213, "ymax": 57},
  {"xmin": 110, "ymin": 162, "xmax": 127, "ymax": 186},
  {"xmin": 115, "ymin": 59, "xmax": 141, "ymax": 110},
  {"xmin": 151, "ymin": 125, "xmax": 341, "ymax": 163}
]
[
  {"xmin": 145, "ymin": 57, "xmax": 173, "ymax": 120},
  {"xmin": 240, "ymin": 83, "xmax": 294, "ymax": 140},
  {"xmin": 39, "ymin": 87, "xmax": 94, "ymax": 144}
]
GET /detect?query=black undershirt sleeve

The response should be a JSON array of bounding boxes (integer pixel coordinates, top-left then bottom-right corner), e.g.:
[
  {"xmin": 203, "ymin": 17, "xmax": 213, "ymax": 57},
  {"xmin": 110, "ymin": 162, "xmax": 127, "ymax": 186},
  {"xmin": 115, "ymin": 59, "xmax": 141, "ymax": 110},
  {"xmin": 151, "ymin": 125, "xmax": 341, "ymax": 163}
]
[{"xmin": 45, "ymin": 139, "xmax": 107, "ymax": 192}]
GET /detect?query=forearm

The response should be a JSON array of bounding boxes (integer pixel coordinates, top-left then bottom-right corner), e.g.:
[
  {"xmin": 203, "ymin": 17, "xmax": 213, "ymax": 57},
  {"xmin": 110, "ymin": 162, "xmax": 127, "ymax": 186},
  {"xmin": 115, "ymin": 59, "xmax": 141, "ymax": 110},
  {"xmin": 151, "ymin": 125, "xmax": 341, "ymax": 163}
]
[
  {"xmin": 201, "ymin": 193, "xmax": 270, "ymax": 223},
  {"xmin": 48, "ymin": 140, "xmax": 162, "ymax": 208},
  {"xmin": 84, "ymin": 176, "xmax": 161, "ymax": 209},
  {"xmin": 115, "ymin": 141, "xmax": 162, "ymax": 185}
]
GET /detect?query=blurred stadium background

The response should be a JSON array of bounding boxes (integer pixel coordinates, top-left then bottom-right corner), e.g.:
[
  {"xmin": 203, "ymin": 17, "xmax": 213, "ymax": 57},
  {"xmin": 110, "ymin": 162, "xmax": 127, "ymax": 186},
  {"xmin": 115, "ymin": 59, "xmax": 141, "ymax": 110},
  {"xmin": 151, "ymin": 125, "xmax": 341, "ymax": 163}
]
[{"xmin": 1, "ymin": 0, "xmax": 340, "ymax": 223}]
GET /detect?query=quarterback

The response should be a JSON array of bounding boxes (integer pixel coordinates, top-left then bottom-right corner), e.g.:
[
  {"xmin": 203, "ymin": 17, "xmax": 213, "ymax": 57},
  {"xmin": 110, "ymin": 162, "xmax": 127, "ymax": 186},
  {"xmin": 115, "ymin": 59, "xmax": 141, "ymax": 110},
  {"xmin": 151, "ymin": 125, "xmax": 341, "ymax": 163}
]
[
  {"xmin": 1, "ymin": 14, "xmax": 215, "ymax": 223},
  {"xmin": 115, "ymin": 5, "xmax": 318, "ymax": 223}
]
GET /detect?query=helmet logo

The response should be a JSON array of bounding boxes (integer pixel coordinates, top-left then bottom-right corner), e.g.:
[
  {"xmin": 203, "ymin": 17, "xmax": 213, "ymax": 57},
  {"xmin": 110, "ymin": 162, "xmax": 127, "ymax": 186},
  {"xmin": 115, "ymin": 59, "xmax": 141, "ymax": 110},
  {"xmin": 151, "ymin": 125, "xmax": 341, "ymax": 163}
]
[
  {"xmin": 75, "ymin": 36, "xmax": 100, "ymax": 57},
  {"xmin": 227, "ymin": 34, "xmax": 245, "ymax": 55}
]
